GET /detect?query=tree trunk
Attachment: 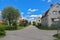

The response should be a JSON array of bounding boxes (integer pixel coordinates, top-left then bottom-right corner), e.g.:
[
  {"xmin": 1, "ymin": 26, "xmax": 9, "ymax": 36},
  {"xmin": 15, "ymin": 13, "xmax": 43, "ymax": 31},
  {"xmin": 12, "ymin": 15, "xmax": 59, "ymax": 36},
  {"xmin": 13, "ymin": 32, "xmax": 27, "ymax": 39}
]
[
  {"xmin": 7, "ymin": 21, "xmax": 9, "ymax": 26},
  {"xmin": 8, "ymin": 18, "xmax": 11, "ymax": 26}
]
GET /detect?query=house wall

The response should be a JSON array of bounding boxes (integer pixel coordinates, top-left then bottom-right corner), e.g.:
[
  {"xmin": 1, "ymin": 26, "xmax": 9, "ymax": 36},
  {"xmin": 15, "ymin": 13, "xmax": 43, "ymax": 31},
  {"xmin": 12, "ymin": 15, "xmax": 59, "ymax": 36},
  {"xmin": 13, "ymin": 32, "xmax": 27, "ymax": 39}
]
[
  {"xmin": 36, "ymin": 17, "xmax": 41, "ymax": 25},
  {"xmin": 48, "ymin": 4, "xmax": 60, "ymax": 26},
  {"xmin": 41, "ymin": 16, "xmax": 48, "ymax": 26},
  {"xmin": 0, "ymin": 20, "xmax": 3, "ymax": 24}
]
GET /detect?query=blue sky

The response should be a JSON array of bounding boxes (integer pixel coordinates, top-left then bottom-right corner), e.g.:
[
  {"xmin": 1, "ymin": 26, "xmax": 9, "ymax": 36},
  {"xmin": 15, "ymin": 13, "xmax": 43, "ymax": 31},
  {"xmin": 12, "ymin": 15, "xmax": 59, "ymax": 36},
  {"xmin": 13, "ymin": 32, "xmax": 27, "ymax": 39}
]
[{"xmin": 0, "ymin": 0, "xmax": 60, "ymax": 21}]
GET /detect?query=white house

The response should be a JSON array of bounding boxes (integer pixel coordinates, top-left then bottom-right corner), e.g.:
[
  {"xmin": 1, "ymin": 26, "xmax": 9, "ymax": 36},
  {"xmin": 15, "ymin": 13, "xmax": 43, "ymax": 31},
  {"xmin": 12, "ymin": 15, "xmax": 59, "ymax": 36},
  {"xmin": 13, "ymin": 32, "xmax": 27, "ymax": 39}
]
[{"xmin": 41, "ymin": 3, "xmax": 60, "ymax": 27}]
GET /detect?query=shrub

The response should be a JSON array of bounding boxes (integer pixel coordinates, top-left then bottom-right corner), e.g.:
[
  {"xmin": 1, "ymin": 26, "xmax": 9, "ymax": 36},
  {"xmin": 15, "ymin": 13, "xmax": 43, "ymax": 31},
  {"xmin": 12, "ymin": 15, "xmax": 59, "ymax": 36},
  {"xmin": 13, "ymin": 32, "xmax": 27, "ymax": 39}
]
[
  {"xmin": 33, "ymin": 21, "xmax": 36, "ymax": 26},
  {"xmin": 0, "ymin": 24, "xmax": 17, "ymax": 30},
  {"xmin": 5, "ymin": 26, "xmax": 17, "ymax": 30},
  {"xmin": 48, "ymin": 26, "xmax": 58, "ymax": 30},
  {"xmin": 28, "ymin": 21, "xmax": 31, "ymax": 25},
  {"xmin": 35, "ymin": 23, "xmax": 42, "ymax": 29},
  {"xmin": 0, "ymin": 27, "xmax": 6, "ymax": 36},
  {"xmin": 53, "ymin": 34, "xmax": 60, "ymax": 39}
]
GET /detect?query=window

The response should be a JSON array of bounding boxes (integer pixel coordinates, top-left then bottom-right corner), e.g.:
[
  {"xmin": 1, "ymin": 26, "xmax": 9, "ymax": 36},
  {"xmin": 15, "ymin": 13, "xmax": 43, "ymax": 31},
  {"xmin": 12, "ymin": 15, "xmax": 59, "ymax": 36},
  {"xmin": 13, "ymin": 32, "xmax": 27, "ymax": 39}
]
[
  {"xmin": 59, "ymin": 11, "xmax": 60, "ymax": 14},
  {"xmin": 53, "ymin": 11, "xmax": 57, "ymax": 15},
  {"xmin": 52, "ymin": 18, "xmax": 54, "ymax": 22},
  {"xmin": 52, "ymin": 18, "xmax": 59, "ymax": 22}
]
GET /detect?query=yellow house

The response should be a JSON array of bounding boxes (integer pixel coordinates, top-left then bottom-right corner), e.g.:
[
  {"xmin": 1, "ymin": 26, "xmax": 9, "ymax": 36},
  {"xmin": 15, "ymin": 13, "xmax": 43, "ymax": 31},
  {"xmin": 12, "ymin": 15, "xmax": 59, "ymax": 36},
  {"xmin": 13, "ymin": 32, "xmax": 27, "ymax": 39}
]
[{"xmin": 36, "ymin": 17, "xmax": 41, "ymax": 25}]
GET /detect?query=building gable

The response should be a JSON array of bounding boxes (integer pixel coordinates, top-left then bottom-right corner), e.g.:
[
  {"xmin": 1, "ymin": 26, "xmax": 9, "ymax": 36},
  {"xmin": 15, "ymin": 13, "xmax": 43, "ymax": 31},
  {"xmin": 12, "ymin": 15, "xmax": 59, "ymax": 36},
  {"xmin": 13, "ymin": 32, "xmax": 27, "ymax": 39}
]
[{"xmin": 42, "ymin": 3, "xmax": 60, "ymax": 19}]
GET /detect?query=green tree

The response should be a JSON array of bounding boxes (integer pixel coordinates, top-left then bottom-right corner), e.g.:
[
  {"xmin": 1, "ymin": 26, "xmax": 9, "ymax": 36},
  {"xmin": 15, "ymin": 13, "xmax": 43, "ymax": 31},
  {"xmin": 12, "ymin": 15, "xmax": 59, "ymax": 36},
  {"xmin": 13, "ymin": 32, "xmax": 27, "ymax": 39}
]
[{"xmin": 2, "ymin": 6, "xmax": 20, "ymax": 26}]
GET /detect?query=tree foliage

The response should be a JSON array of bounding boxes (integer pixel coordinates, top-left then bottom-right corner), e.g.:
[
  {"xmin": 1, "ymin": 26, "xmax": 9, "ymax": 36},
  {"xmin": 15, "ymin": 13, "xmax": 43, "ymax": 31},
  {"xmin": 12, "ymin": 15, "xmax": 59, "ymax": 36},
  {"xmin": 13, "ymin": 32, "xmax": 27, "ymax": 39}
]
[{"xmin": 2, "ymin": 6, "xmax": 20, "ymax": 26}]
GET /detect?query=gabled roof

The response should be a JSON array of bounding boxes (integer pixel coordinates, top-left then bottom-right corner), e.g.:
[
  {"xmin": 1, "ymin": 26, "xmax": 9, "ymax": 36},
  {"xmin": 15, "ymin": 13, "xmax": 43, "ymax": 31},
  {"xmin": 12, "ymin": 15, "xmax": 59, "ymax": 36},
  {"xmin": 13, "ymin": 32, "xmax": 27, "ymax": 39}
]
[
  {"xmin": 41, "ymin": 9, "xmax": 50, "ymax": 19},
  {"xmin": 56, "ymin": 3, "xmax": 60, "ymax": 5}
]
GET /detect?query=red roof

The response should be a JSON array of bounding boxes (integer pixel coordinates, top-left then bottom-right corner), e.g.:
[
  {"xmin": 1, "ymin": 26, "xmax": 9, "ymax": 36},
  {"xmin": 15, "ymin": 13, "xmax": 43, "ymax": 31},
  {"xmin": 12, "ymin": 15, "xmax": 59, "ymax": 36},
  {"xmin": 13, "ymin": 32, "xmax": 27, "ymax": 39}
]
[
  {"xmin": 41, "ymin": 9, "xmax": 49, "ymax": 19},
  {"xmin": 0, "ymin": 20, "xmax": 3, "ymax": 23}
]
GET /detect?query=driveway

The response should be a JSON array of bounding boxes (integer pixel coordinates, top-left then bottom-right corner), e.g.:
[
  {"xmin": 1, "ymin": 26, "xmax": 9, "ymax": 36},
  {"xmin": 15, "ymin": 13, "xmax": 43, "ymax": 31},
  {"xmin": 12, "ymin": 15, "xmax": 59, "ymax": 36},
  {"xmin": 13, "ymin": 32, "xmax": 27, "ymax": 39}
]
[{"xmin": 0, "ymin": 25, "xmax": 57, "ymax": 40}]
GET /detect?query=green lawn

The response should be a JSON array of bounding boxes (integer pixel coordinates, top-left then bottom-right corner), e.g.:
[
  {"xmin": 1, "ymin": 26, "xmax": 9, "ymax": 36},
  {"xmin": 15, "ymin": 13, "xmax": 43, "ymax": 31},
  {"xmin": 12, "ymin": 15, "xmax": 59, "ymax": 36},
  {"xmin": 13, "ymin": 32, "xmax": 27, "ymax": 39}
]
[
  {"xmin": 36, "ymin": 26, "xmax": 59, "ymax": 30},
  {"xmin": 0, "ymin": 35, "xmax": 6, "ymax": 38},
  {"xmin": 40, "ymin": 27, "xmax": 58, "ymax": 30},
  {"xmin": 53, "ymin": 34, "xmax": 60, "ymax": 39},
  {"xmin": 17, "ymin": 26, "xmax": 26, "ymax": 30}
]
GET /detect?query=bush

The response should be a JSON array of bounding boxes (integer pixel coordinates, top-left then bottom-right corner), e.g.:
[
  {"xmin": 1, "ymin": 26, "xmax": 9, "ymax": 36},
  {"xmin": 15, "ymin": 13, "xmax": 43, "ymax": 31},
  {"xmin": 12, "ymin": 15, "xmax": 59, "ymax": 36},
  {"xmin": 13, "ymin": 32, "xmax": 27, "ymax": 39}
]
[
  {"xmin": 35, "ymin": 23, "xmax": 42, "ymax": 28},
  {"xmin": 48, "ymin": 26, "xmax": 58, "ymax": 30},
  {"xmin": 0, "ymin": 27, "xmax": 6, "ymax": 36},
  {"xmin": 33, "ymin": 21, "xmax": 36, "ymax": 26},
  {"xmin": 5, "ymin": 26, "xmax": 17, "ymax": 30},
  {"xmin": 53, "ymin": 34, "xmax": 60, "ymax": 39},
  {"xmin": 0, "ymin": 24, "xmax": 17, "ymax": 30},
  {"xmin": 28, "ymin": 21, "xmax": 31, "ymax": 25}
]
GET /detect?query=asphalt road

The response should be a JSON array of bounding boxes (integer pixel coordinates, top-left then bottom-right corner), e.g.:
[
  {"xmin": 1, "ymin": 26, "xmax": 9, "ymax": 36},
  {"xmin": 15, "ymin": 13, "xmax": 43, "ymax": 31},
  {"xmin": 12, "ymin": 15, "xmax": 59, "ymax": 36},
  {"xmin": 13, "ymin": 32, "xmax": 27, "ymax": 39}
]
[{"xmin": 0, "ymin": 25, "xmax": 58, "ymax": 40}]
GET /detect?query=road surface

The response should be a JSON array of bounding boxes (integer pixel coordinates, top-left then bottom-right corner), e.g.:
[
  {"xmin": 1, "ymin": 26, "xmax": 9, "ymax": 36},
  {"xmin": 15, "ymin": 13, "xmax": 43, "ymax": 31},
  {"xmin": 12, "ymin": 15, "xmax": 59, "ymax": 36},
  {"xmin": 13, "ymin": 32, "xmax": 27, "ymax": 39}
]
[{"xmin": 0, "ymin": 25, "xmax": 58, "ymax": 40}]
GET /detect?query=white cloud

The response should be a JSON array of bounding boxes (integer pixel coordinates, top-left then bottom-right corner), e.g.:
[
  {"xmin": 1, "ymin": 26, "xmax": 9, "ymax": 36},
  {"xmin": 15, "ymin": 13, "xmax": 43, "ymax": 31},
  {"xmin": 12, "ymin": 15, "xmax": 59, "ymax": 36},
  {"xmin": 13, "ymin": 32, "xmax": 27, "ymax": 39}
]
[
  {"xmin": 22, "ymin": 14, "xmax": 42, "ymax": 21},
  {"xmin": 21, "ymin": 12, "xmax": 24, "ymax": 14},
  {"xmin": 27, "ymin": 18, "xmax": 35, "ymax": 21},
  {"xmin": 30, "ymin": 15, "xmax": 38, "ymax": 18},
  {"xmin": 22, "ymin": 17, "xmax": 27, "ymax": 19},
  {"xmin": 27, "ymin": 12, "xmax": 31, "ymax": 14},
  {"xmin": 29, "ymin": 14, "xmax": 42, "ymax": 21},
  {"xmin": 27, "ymin": 9, "xmax": 38, "ymax": 14},
  {"xmin": 30, "ymin": 14, "xmax": 42, "ymax": 18},
  {"xmin": 28, "ymin": 8, "xmax": 38, "ymax": 13},
  {"xmin": 48, "ymin": 0, "xmax": 51, "ymax": 2},
  {"xmin": 38, "ymin": 15, "xmax": 42, "ymax": 18},
  {"xmin": 42, "ymin": 0, "xmax": 52, "ymax": 2},
  {"xmin": 31, "ymin": 18, "xmax": 34, "ymax": 20},
  {"xmin": 21, "ymin": 12, "xmax": 24, "ymax": 18}
]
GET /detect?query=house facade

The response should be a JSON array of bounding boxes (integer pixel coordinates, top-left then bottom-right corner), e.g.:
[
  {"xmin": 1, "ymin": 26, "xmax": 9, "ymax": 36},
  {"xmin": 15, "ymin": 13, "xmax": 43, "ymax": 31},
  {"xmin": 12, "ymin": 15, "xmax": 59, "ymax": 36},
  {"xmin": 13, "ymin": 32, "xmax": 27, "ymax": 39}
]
[
  {"xmin": 41, "ymin": 3, "xmax": 60, "ymax": 27},
  {"xmin": 36, "ymin": 17, "xmax": 41, "ymax": 25}
]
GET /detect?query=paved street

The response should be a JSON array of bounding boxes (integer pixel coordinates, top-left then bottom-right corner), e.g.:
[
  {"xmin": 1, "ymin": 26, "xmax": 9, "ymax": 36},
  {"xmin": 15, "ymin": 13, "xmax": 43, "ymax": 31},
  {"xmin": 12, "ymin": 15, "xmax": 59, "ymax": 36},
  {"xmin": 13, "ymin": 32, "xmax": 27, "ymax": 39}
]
[{"xmin": 0, "ymin": 25, "xmax": 58, "ymax": 40}]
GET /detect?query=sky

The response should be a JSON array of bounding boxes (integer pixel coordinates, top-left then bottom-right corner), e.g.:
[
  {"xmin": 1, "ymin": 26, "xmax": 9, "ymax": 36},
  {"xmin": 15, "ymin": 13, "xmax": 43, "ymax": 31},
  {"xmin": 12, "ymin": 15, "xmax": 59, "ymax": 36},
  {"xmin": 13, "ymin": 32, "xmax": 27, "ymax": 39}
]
[{"xmin": 0, "ymin": 0, "xmax": 60, "ymax": 21}]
